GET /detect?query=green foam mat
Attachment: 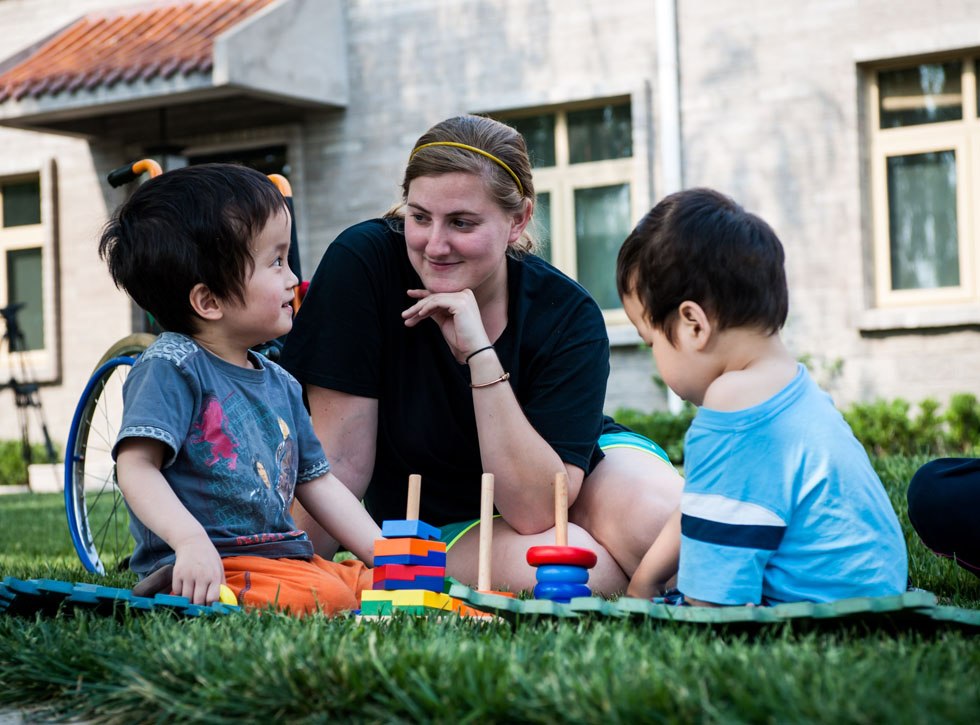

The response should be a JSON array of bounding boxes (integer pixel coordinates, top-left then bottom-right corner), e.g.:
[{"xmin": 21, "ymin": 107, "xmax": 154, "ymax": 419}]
[{"xmin": 446, "ymin": 582, "xmax": 980, "ymax": 633}]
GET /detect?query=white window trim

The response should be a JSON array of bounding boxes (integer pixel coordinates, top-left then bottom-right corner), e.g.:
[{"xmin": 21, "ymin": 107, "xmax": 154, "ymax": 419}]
[
  {"xmin": 868, "ymin": 56, "xmax": 980, "ymax": 311},
  {"xmin": 0, "ymin": 160, "xmax": 59, "ymax": 384}
]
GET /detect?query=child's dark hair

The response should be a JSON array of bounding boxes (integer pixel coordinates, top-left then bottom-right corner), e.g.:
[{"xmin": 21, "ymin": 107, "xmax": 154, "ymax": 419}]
[
  {"xmin": 616, "ymin": 187, "xmax": 789, "ymax": 343},
  {"xmin": 99, "ymin": 163, "xmax": 288, "ymax": 335}
]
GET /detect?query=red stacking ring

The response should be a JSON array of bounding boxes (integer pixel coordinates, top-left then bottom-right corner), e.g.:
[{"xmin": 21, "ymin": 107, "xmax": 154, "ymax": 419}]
[{"xmin": 526, "ymin": 545, "xmax": 598, "ymax": 568}]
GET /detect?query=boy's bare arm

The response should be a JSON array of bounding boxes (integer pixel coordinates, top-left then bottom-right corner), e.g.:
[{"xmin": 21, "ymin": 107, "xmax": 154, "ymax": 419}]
[
  {"xmin": 115, "ymin": 438, "xmax": 225, "ymax": 605},
  {"xmin": 627, "ymin": 507, "xmax": 681, "ymax": 599},
  {"xmin": 295, "ymin": 472, "xmax": 381, "ymax": 565}
]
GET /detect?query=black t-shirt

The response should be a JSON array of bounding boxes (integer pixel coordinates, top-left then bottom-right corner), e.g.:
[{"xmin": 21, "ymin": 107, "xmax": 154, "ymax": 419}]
[{"xmin": 280, "ymin": 218, "xmax": 610, "ymax": 525}]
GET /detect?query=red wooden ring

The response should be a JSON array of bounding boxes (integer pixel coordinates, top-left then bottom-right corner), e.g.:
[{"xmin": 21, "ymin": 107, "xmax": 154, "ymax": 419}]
[{"xmin": 526, "ymin": 545, "xmax": 598, "ymax": 568}]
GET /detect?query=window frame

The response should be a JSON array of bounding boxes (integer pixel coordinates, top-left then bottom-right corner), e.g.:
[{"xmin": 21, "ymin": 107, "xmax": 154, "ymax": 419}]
[
  {"xmin": 497, "ymin": 98, "xmax": 638, "ymax": 325},
  {"xmin": 0, "ymin": 162, "xmax": 59, "ymax": 384},
  {"xmin": 868, "ymin": 55, "xmax": 980, "ymax": 309}
]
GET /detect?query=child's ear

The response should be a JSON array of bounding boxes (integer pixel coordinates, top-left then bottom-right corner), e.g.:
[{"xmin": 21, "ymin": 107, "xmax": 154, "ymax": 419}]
[
  {"xmin": 188, "ymin": 283, "xmax": 223, "ymax": 321},
  {"xmin": 677, "ymin": 300, "xmax": 712, "ymax": 350}
]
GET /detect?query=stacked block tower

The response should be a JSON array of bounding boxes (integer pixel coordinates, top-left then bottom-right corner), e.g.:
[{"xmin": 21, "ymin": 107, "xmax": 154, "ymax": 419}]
[{"xmin": 360, "ymin": 474, "xmax": 459, "ymax": 616}]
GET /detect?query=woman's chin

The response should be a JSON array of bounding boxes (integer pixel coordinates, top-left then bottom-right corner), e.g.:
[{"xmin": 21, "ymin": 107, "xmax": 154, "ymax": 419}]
[{"xmin": 421, "ymin": 277, "xmax": 466, "ymax": 294}]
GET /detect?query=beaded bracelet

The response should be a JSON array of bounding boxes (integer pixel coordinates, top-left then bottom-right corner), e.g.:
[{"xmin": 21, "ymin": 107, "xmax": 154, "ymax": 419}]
[
  {"xmin": 464, "ymin": 345, "xmax": 495, "ymax": 363},
  {"xmin": 470, "ymin": 372, "xmax": 511, "ymax": 389}
]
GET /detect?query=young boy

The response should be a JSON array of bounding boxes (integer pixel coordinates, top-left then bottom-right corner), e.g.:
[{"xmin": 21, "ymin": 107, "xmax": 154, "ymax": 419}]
[
  {"xmin": 99, "ymin": 163, "xmax": 380, "ymax": 615},
  {"xmin": 617, "ymin": 188, "xmax": 907, "ymax": 606}
]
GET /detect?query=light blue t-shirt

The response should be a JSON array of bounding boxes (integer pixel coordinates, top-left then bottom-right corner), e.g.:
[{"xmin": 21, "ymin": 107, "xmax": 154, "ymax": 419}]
[
  {"xmin": 677, "ymin": 364, "xmax": 908, "ymax": 605},
  {"xmin": 114, "ymin": 332, "xmax": 330, "ymax": 576}
]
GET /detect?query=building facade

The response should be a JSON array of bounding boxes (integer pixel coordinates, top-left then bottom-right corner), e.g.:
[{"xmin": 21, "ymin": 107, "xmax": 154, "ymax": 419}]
[{"xmin": 0, "ymin": 0, "xmax": 978, "ymax": 453}]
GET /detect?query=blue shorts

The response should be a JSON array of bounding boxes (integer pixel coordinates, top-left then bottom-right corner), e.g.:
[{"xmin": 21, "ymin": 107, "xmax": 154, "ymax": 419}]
[{"xmin": 439, "ymin": 430, "xmax": 675, "ymax": 550}]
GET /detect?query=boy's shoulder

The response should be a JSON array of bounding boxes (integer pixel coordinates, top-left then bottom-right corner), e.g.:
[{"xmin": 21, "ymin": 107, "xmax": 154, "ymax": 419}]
[
  {"xmin": 139, "ymin": 332, "xmax": 200, "ymax": 368},
  {"xmin": 259, "ymin": 355, "xmax": 301, "ymax": 387}
]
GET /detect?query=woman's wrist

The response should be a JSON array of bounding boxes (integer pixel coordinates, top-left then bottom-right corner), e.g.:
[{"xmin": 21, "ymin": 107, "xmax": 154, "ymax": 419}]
[{"xmin": 464, "ymin": 345, "xmax": 495, "ymax": 364}]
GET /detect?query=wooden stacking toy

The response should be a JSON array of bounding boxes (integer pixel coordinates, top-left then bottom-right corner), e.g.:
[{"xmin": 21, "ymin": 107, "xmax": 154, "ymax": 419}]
[
  {"xmin": 361, "ymin": 474, "xmax": 460, "ymax": 616},
  {"xmin": 525, "ymin": 472, "xmax": 597, "ymax": 603}
]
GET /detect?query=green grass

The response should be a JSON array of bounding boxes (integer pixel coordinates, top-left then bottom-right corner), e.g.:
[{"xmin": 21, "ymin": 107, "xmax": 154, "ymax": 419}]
[{"xmin": 1, "ymin": 457, "xmax": 979, "ymax": 723}]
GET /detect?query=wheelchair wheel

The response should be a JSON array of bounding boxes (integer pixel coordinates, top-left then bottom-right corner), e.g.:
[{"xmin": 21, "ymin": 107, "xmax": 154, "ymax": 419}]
[{"xmin": 65, "ymin": 334, "xmax": 155, "ymax": 574}]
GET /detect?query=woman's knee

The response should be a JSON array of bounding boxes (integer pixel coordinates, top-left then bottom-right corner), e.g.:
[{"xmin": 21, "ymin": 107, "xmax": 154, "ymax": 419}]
[{"xmin": 572, "ymin": 451, "xmax": 681, "ymax": 539}]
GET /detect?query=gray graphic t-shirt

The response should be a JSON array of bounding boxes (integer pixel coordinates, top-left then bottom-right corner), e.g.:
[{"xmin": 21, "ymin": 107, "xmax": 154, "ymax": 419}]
[{"xmin": 114, "ymin": 332, "xmax": 329, "ymax": 576}]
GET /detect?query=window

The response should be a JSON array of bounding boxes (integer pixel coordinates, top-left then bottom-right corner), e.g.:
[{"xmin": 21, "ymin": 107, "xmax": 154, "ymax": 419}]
[
  {"xmin": 869, "ymin": 57, "xmax": 979, "ymax": 308},
  {"xmin": 1, "ymin": 176, "xmax": 46, "ymax": 359},
  {"xmin": 187, "ymin": 145, "xmax": 290, "ymax": 177},
  {"xmin": 503, "ymin": 100, "xmax": 635, "ymax": 318}
]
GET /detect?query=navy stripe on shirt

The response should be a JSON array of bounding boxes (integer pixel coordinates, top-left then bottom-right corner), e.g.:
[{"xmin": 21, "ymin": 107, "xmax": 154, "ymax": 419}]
[{"xmin": 681, "ymin": 513, "xmax": 786, "ymax": 551}]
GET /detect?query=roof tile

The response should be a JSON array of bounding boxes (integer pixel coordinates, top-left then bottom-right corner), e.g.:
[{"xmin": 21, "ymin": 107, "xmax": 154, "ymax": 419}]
[{"xmin": 0, "ymin": 0, "xmax": 276, "ymax": 102}]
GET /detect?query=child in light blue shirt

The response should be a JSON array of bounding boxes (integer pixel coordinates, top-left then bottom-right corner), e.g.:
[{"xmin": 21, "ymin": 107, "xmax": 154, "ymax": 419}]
[{"xmin": 618, "ymin": 188, "xmax": 907, "ymax": 605}]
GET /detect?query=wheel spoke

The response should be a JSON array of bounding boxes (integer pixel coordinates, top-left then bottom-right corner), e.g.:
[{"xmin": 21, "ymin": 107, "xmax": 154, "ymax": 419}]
[{"xmin": 66, "ymin": 354, "xmax": 141, "ymax": 573}]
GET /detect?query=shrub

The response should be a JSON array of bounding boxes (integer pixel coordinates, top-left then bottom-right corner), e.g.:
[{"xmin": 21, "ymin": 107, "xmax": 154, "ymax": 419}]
[
  {"xmin": 0, "ymin": 440, "xmax": 58, "ymax": 486},
  {"xmin": 611, "ymin": 405, "xmax": 695, "ymax": 464},
  {"xmin": 945, "ymin": 393, "xmax": 980, "ymax": 453}
]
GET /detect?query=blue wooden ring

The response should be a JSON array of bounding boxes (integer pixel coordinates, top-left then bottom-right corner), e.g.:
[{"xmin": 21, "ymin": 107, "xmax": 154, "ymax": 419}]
[
  {"xmin": 535, "ymin": 565, "xmax": 589, "ymax": 584},
  {"xmin": 533, "ymin": 582, "xmax": 592, "ymax": 602}
]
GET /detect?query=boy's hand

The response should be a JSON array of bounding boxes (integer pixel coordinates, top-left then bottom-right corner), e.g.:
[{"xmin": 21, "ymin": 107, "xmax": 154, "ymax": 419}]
[
  {"xmin": 627, "ymin": 508, "xmax": 681, "ymax": 600},
  {"xmin": 171, "ymin": 533, "xmax": 225, "ymax": 605}
]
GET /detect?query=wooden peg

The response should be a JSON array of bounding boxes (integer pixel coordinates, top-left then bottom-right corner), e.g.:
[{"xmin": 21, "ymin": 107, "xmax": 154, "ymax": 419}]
[
  {"xmin": 478, "ymin": 472, "xmax": 495, "ymax": 592},
  {"xmin": 406, "ymin": 474, "xmax": 421, "ymax": 520},
  {"xmin": 554, "ymin": 471, "xmax": 568, "ymax": 547}
]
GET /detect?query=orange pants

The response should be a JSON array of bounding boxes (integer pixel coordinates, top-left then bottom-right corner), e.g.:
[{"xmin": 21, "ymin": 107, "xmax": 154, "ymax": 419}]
[{"xmin": 222, "ymin": 555, "xmax": 373, "ymax": 616}]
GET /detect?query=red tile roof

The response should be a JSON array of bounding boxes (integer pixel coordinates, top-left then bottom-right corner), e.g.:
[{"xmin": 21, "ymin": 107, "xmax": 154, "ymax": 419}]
[{"xmin": 0, "ymin": 0, "xmax": 277, "ymax": 103}]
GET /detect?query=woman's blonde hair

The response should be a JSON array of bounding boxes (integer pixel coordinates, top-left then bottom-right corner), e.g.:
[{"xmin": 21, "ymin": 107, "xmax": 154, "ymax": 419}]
[{"xmin": 386, "ymin": 114, "xmax": 537, "ymax": 255}]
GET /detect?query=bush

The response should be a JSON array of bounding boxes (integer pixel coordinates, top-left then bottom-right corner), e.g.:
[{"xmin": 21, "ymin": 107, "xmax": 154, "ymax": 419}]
[
  {"xmin": 0, "ymin": 440, "xmax": 58, "ymax": 486},
  {"xmin": 611, "ymin": 405, "xmax": 695, "ymax": 464},
  {"xmin": 844, "ymin": 394, "xmax": 980, "ymax": 457},
  {"xmin": 615, "ymin": 392, "xmax": 980, "ymax": 464}
]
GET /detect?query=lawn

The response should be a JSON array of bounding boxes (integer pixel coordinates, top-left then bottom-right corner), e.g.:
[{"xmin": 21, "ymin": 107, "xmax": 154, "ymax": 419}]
[{"xmin": 1, "ymin": 456, "xmax": 978, "ymax": 723}]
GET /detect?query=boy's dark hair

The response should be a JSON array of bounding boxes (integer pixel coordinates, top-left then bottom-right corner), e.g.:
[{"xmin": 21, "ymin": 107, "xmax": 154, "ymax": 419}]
[
  {"xmin": 98, "ymin": 163, "xmax": 288, "ymax": 335},
  {"xmin": 616, "ymin": 187, "xmax": 788, "ymax": 343}
]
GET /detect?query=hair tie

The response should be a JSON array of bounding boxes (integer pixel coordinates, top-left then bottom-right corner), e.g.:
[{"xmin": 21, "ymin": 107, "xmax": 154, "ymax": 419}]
[{"xmin": 410, "ymin": 141, "xmax": 524, "ymax": 196}]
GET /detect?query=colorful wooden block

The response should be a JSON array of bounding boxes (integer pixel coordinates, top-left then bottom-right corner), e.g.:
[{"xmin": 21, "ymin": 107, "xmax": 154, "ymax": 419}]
[
  {"xmin": 373, "ymin": 564, "xmax": 446, "ymax": 584},
  {"xmin": 373, "ymin": 537, "xmax": 446, "ymax": 559},
  {"xmin": 360, "ymin": 589, "xmax": 460, "ymax": 616},
  {"xmin": 375, "ymin": 576, "xmax": 446, "ymax": 592},
  {"xmin": 374, "ymin": 550, "xmax": 448, "ymax": 567},
  {"xmin": 381, "ymin": 519, "xmax": 442, "ymax": 541}
]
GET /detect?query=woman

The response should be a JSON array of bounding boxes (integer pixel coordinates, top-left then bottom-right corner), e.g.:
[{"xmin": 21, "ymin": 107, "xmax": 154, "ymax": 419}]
[{"xmin": 280, "ymin": 115, "xmax": 682, "ymax": 593}]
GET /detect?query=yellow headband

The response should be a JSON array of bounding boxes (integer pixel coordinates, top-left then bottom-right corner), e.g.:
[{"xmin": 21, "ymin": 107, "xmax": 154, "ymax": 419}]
[{"xmin": 409, "ymin": 141, "xmax": 524, "ymax": 197}]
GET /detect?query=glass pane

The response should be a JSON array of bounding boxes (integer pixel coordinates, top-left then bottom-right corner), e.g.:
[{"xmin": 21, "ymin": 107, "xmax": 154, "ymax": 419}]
[
  {"xmin": 2, "ymin": 179, "xmax": 41, "ymax": 227},
  {"xmin": 533, "ymin": 191, "xmax": 552, "ymax": 262},
  {"xmin": 5, "ymin": 247, "xmax": 44, "ymax": 350},
  {"xmin": 886, "ymin": 151, "xmax": 959, "ymax": 290},
  {"xmin": 187, "ymin": 145, "xmax": 289, "ymax": 176},
  {"xmin": 568, "ymin": 103, "xmax": 632, "ymax": 164},
  {"xmin": 574, "ymin": 183, "xmax": 630, "ymax": 309},
  {"xmin": 879, "ymin": 62, "xmax": 962, "ymax": 128},
  {"xmin": 509, "ymin": 115, "xmax": 556, "ymax": 168}
]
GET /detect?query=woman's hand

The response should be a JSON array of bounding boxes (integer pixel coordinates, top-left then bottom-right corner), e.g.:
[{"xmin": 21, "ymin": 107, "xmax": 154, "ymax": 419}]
[{"xmin": 402, "ymin": 288, "xmax": 491, "ymax": 361}]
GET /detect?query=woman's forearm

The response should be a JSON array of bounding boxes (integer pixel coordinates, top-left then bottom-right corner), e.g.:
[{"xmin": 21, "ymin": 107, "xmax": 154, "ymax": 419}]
[{"xmin": 468, "ymin": 351, "xmax": 582, "ymax": 533}]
